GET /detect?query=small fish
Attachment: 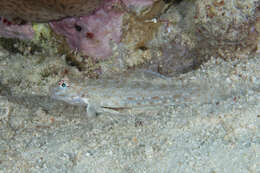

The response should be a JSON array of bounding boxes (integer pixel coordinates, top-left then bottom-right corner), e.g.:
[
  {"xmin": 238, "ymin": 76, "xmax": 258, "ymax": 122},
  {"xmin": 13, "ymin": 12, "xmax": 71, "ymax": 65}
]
[
  {"xmin": 0, "ymin": 0, "xmax": 106, "ymax": 23},
  {"xmin": 50, "ymin": 77, "xmax": 196, "ymax": 117}
]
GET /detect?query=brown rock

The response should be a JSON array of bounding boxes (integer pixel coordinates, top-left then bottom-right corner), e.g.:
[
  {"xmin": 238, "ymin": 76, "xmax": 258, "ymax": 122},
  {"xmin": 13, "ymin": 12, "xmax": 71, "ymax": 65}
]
[{"xmin": 0, "ymin": 0, "xmax": 105, "ymax": 23}]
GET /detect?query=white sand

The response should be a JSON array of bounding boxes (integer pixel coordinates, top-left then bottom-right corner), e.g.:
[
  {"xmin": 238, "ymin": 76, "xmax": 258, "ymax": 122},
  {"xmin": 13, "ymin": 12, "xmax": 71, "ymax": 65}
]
[{"xmin": 0, "ymin": 55, "xmax": 259, "ymax": 173}]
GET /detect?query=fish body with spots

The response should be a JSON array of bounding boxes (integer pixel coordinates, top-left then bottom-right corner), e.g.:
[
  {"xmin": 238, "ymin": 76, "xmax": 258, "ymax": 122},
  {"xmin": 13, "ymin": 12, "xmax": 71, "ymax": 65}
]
[{"xmin": 50, "ymin": 77, "xmax": 196, "ymax": 116}]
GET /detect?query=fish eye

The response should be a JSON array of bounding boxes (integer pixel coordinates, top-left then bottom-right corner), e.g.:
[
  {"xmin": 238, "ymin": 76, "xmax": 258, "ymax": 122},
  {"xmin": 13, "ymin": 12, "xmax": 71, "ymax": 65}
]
[
  {"xmin": 61, "ymin": 83, "xmax": 66, "ymax": 88},
  {"xmin": 58, "ymin": 80, "xmax": 69, "ymax": 88}
]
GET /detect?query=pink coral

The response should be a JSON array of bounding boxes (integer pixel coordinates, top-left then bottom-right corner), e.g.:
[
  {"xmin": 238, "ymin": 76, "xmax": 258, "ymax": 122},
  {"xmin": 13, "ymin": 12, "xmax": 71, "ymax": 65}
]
[
  {"xmin": 50, "ymin": 0, "xmax": 158, "ymax": 59},
  {"xmin": 50, "ymin": 0, "xmax": 124, "ymax": 59},
  {"xmin": 0, "ymin": 0, "xmax": 158, "ymax": 59}
]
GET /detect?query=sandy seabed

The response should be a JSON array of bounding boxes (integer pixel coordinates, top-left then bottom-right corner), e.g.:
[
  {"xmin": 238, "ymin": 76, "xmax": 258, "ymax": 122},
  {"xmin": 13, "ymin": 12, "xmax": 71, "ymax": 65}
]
[{"xmin": 0, "ymin": 50, "xmax": 259, "ymax": 172}]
